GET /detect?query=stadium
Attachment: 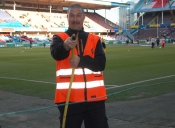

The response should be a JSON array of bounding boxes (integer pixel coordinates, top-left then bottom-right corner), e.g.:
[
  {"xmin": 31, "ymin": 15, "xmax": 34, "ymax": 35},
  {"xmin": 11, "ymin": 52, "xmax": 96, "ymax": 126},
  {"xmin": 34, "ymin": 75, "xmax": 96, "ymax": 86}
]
[
  {"xmin": 1, "ymin": 0, "xmax": 175, "ymax": 45},
  {"xmin": 0, "ymin": 0, "xmax": 175, "ymax": 128},
  {"xmin": 0, "ymin": 0, "xmax": 123, "ymax": 47}
]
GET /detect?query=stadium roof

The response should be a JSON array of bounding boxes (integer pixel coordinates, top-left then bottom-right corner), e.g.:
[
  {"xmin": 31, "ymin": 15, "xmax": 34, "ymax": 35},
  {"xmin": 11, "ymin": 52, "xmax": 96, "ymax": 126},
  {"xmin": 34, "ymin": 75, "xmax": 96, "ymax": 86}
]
[{"xmin": 3, "ymin": 0, "xmax": 130, "ymax": 10}]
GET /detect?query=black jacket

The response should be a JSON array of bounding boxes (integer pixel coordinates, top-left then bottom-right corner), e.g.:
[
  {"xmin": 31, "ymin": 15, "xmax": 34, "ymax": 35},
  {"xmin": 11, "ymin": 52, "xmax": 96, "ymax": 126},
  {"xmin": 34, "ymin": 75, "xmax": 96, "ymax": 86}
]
[{"xmin": 50, "ymin": 28, "xmax": 106, "ymax": 72}]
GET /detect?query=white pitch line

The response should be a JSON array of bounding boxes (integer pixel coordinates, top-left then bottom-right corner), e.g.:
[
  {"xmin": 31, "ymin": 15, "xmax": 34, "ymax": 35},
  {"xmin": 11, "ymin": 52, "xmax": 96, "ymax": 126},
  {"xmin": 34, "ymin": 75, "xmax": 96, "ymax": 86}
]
[
  {"xmin": 0, "ymin": 75, "xmax": 175, "ymax": 89},
  {"xmin": 106, "ymin": 74, "xmax": 175, "ymax": 90},
  {"xmin": 0, "ymin": 77, "xmax": 55, "ymax": 84},
  {"xmin": 3, "ymin": 57, "xmax": 50, "ymax": 62},
  {"xmin": 106, "ymin": 85, "xmax": 118, "ymax": 87}
]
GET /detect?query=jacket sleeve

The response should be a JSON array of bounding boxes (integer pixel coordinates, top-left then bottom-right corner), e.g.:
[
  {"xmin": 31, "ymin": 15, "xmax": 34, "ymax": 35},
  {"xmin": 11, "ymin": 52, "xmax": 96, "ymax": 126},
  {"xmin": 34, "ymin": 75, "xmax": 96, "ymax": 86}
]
[
  {"xmin": 78, "ymin": 39, "xmax": 106, "ymax": 72},
  {"xmin": 50, "ymin": 35, "xmax": 70, "ymax": 60}
]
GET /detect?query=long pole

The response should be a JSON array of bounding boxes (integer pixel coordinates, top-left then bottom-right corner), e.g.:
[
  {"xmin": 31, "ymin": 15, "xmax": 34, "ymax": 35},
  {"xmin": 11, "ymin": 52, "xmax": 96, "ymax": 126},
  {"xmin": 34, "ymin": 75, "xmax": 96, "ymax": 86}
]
[
  {"xmin": 138, "ymin": 16, "xmax": 139, "ymax": 38},
  {"xmin": 105, "ymin": 9, "xmax": 106, "ymax": 23},
  {"xmin": 157, "ymin": 16, "xmax": 158, "ymax": 37},
  {"xmin": 13, "ymin": 2, "xmax": 16, "ymax": 18},
  {"xmin": 62, "ymin": 34, "xmax": 76, "ymax": 128},
  {"xmin": 49, "ymin": 5, "xmax": 52, "ymax": 21},
  {"xmin": 162, "ymin": 0, "xmax": 163, "ymax": 24},
  {"xmin": 142, "ymin": 13, "xmax": 143, "ymax": 25}
]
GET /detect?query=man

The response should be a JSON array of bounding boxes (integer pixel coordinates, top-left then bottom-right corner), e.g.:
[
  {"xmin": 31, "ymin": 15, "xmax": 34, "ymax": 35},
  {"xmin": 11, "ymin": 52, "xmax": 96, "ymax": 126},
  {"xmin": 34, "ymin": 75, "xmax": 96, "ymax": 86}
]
[
  {"xmin": 50, "ymin": 4, "xmax": 108, "ymax": 128},
  {"xmin": 161, "ymin": 37, "xmax": 165, "ymax": 48},
  {"xmin": 156, "ymin": 37, "xmax": 160, "ymax": 47},
  {"xmin": 43, "ymin": 42, "xmax": 46, "ymax": 48},
  {"xmin": 126, "ymin": 38, "xmax": 129, "ymax": 45},
  {"xmin": 151, "ymin": 37, "xmax": 155, "ymax": 49},
  {"xmin": 101, "ymin": 37, "xmax": 106, "ymax": 52},
  {"xmin": 136, "ymin": 37, "xmax": 139, "ymax": 44}
]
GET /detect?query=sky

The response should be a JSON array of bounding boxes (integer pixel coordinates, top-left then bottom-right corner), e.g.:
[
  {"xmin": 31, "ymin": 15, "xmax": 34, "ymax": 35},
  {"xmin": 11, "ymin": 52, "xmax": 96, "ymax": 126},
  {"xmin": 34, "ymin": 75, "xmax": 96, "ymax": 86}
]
[
  {"xmin": 105, "ymin": 0, "xmax": 139, "ymax": 3},
  {"xmin": 96, "ymin": 0, "xmax": 139, "ymax": 3},
  {"xmin": 121, "ymin": 0, "xmax": 139, "ymax": 2},
  {"xmin": 95, "ymin": 0, "xmax": 139, "ymax": 24}
]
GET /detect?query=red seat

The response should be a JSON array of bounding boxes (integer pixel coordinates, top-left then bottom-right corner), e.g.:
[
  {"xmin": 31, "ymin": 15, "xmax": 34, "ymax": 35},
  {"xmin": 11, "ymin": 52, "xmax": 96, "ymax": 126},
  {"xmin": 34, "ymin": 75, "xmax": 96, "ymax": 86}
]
[{"xmin": 152, "ymin": 0, "xmax": 168, "ymax": 8}]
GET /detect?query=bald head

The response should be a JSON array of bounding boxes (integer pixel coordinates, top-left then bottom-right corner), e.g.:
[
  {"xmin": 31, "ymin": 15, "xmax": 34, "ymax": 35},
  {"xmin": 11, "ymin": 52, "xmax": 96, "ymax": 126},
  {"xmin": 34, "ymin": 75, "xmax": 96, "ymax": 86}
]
[
  {"xmin": 67, "ymin": 4, "xmax": 84, "ymax": 15},
  {"xmin": 67, "ymin": 4, "xmax": 85, "ymax": 30}
]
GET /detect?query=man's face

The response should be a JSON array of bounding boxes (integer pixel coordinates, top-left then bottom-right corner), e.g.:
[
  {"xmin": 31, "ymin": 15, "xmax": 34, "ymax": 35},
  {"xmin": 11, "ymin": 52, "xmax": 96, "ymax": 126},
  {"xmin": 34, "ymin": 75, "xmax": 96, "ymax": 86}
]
[{"xmin": 67, "ymin": 8, "xmax": 85, "ymax": 30}]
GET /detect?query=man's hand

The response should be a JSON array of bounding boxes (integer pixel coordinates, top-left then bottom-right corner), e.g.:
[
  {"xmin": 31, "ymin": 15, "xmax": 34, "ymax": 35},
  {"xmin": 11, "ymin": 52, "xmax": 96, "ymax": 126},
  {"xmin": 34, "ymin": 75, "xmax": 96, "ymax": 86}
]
[
  {"xmin": 69, "ymin": 55, "xmax": 80, "ymax": 68},
  {"xmin": 63, "ymin": 37, "xmax": 77, "ymax": 50}
]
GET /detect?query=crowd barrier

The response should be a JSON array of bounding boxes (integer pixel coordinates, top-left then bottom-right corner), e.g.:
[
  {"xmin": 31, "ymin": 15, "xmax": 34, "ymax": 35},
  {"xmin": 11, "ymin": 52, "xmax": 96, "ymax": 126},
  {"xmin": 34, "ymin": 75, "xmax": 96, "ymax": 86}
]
[
  {"xmin": 105, "ymin": 40, "xmax": 123, "ymax": 44},
  {"xmin": 0, "ymin": 42, "xmax": 50, "ymax": 48},
  {"xmin": 104, "ymin": 39, "xmax": 174, "ymax": 45}
]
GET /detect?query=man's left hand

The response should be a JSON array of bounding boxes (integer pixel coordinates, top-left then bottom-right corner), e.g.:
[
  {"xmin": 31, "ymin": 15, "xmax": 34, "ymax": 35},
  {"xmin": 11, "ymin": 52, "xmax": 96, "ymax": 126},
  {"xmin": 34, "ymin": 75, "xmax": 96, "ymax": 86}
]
[{"xmin": 69, "ymin": 55, "xmax": 80, "ymax": 68}]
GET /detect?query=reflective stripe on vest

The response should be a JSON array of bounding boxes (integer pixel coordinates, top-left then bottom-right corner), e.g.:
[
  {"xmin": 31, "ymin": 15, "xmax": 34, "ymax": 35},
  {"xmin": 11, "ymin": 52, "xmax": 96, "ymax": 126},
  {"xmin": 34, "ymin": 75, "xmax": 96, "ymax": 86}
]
[
  {"xmin": 56, "ymin": 68, "xmax": 101, "ymax": 76},
  {"xmin": 56, "ymin": 80, "xmax": 104, "ymax": 89},
  {"xmin": 54, "ymin": 32, "xmax": 107, "ymax": 103}
]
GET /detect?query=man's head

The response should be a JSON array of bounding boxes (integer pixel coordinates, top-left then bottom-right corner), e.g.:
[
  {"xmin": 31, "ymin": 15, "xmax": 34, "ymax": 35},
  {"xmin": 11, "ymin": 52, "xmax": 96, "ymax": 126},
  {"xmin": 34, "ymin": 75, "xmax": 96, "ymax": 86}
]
[{"xmin": 67, "ymin": 4, "xmax": 85, "ymax": 30}]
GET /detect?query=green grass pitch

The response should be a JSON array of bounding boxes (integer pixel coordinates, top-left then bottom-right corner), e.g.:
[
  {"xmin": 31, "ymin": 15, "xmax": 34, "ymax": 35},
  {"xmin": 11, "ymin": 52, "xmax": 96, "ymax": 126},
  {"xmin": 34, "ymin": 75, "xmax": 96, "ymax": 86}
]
[{"xmin": 0, "ymin": 45, "xmax": 175, "ymax": 101}]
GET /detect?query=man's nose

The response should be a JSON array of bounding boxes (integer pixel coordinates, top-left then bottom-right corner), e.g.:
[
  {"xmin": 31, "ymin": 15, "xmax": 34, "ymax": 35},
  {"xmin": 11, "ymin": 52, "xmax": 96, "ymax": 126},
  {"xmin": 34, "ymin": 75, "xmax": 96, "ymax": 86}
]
[{"xmin": 73, "ymin": 16, "xmax": 78, "ymax": 21}]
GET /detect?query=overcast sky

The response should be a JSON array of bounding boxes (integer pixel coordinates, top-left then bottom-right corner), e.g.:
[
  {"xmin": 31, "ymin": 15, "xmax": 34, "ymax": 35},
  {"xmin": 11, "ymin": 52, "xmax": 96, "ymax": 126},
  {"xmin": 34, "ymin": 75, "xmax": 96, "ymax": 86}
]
[
  {"xmin": 121, "ymin": 0, "xmax": 139, "ymax": 3},
  {"xmin": 103, "ymin": 0, "xmax": 139, "ymax": 3},
  {"xmin": 95, "ymin": 0, "xmax": 140, "ymax": 24}
]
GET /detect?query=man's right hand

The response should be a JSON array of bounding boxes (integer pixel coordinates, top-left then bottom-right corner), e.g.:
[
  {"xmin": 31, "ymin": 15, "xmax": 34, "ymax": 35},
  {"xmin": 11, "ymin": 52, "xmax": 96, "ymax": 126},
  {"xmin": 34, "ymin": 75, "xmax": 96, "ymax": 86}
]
[{"xmin": 63, "ymin": 37, "xmax": 77, "ymax": 50}]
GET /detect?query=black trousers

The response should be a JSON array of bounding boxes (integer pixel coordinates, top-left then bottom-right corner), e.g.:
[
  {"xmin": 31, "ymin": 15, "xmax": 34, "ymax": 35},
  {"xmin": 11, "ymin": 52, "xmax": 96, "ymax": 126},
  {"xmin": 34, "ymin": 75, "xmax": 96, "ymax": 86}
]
[
  {"xmin": 58, "ymin": 101, "xmax": 109, "ymax": 128},
  {"xmin": 151, "ymin": 42, "xmax": 155, "ymax": 48}
]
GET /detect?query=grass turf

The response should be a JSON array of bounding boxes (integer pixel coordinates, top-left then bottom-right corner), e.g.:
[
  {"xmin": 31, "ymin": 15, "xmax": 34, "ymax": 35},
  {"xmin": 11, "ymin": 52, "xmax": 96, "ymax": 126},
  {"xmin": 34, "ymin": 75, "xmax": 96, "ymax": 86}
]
[{"xmin": 0, "ymin": 45, "xmax": 175, "ymax": 101}]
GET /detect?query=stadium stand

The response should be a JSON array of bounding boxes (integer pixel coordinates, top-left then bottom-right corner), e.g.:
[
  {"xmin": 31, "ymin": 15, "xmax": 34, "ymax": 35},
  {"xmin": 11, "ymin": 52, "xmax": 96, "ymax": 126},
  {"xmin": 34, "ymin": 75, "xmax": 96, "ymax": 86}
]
[
  {"xmin": 6, "ymin": 10, "xmax": 55, "ymax": 28},
  {"xmin": 131, "ymin": 0, "xmax": 146, "ymax": 13},
  {"xmin": 131, "ymin": 0, "xmax": 173, "ymax": 13},
  {"xmin": 172, "ymin": 1, "xmax": 175, "ymax": 9},
  {"xmin": 42, "ymin": 12, "xmax": 67, "ymax": 28},
  {"xmin": 143, "ymin": 11, "xmax": 175, "ymax": 26},
  {"xmin": 18, "ymin": 11, "xmax": 117, "ymax": 29},
  {"xmin": 0, "ymin": 10, "xmax": 30, "ymax": 29},
  {"xmin": 0, "ymin": 8, "xmax": 119, "ymax": 43},
  {"xmin": 1, "ymin": 10, "xmax": 107, "ymax": 43},
  {"xmin": 0, "ymin": 10, "xmax": 15, "ymax": 21},
  {"xmin": 152, "ymin": 0, "xmax": 168, "ymax": 8},
  {"xmin": 85, "ymin": 12, "xmax": 119, "ymax": 30},
  {"xmin": 2, "ymin": 9, "xmax": 115, "ymax": 32},
  {"xmin": 1, "ymin": 0, "xmax": 175, "ymax": 45},
  {"xmin": 84, "ymin": 15, "xmax": 105, "ymax": 31},
  {"xmin": 141, "ymin": 0, "xmax": 167, "ymax": 9},
  {"xmin": 0, "ymin": 0, "xmax": 129, "ymax": 44},
  {"xmin": 134, "ymin": 27, "xmax": 169, "ymax": 39},
  {"xmin": 129, "ymin": 0, "xmax": 175, "ymax": 43},
  {"xmin": 0, "ymin": 10, "xmax": 22, "ymax": 28}
]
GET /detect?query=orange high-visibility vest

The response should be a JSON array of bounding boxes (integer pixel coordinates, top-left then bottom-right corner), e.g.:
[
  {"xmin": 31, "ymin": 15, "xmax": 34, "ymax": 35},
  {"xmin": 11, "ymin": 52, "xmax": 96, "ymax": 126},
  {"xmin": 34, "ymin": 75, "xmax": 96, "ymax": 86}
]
[{"xmin": 54, "ymin": 32, "xmax": 107, "ymax": 103}]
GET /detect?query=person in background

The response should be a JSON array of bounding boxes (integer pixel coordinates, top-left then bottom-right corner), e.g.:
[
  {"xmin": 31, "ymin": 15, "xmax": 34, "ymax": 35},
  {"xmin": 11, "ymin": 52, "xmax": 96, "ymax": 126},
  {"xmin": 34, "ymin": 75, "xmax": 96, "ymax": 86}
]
[
  {"xmin": 101, "ymin": 37, "xmax": 106, "ymax": 52},
  {"xmin": 126, "ymin": 38, "xmax": 129, "ymax": 45},
  {"xmin": 151, "ymin": 37, "xmax": 156, "ymax": 49},
  {"xmin": 30, "ymin": 42, "xmax": 32, "ymax": 48},
  {"xmin": 43, "ymin": 42, "xmax": 46, "ymax": 48},
  {"xmin": 161, "ymin": 38, "xmax": 165, "ymax": 48},
  {"xmin": 136, "ymin": 37, "xmax": 139, "ymax": 44},
  {"xmin": 50, "ymin": 4, "xmax": 108, "ymax": 128},
  {"xmin": 156, "ymin": 37, "xmax": 160, "ymax": 47}
]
